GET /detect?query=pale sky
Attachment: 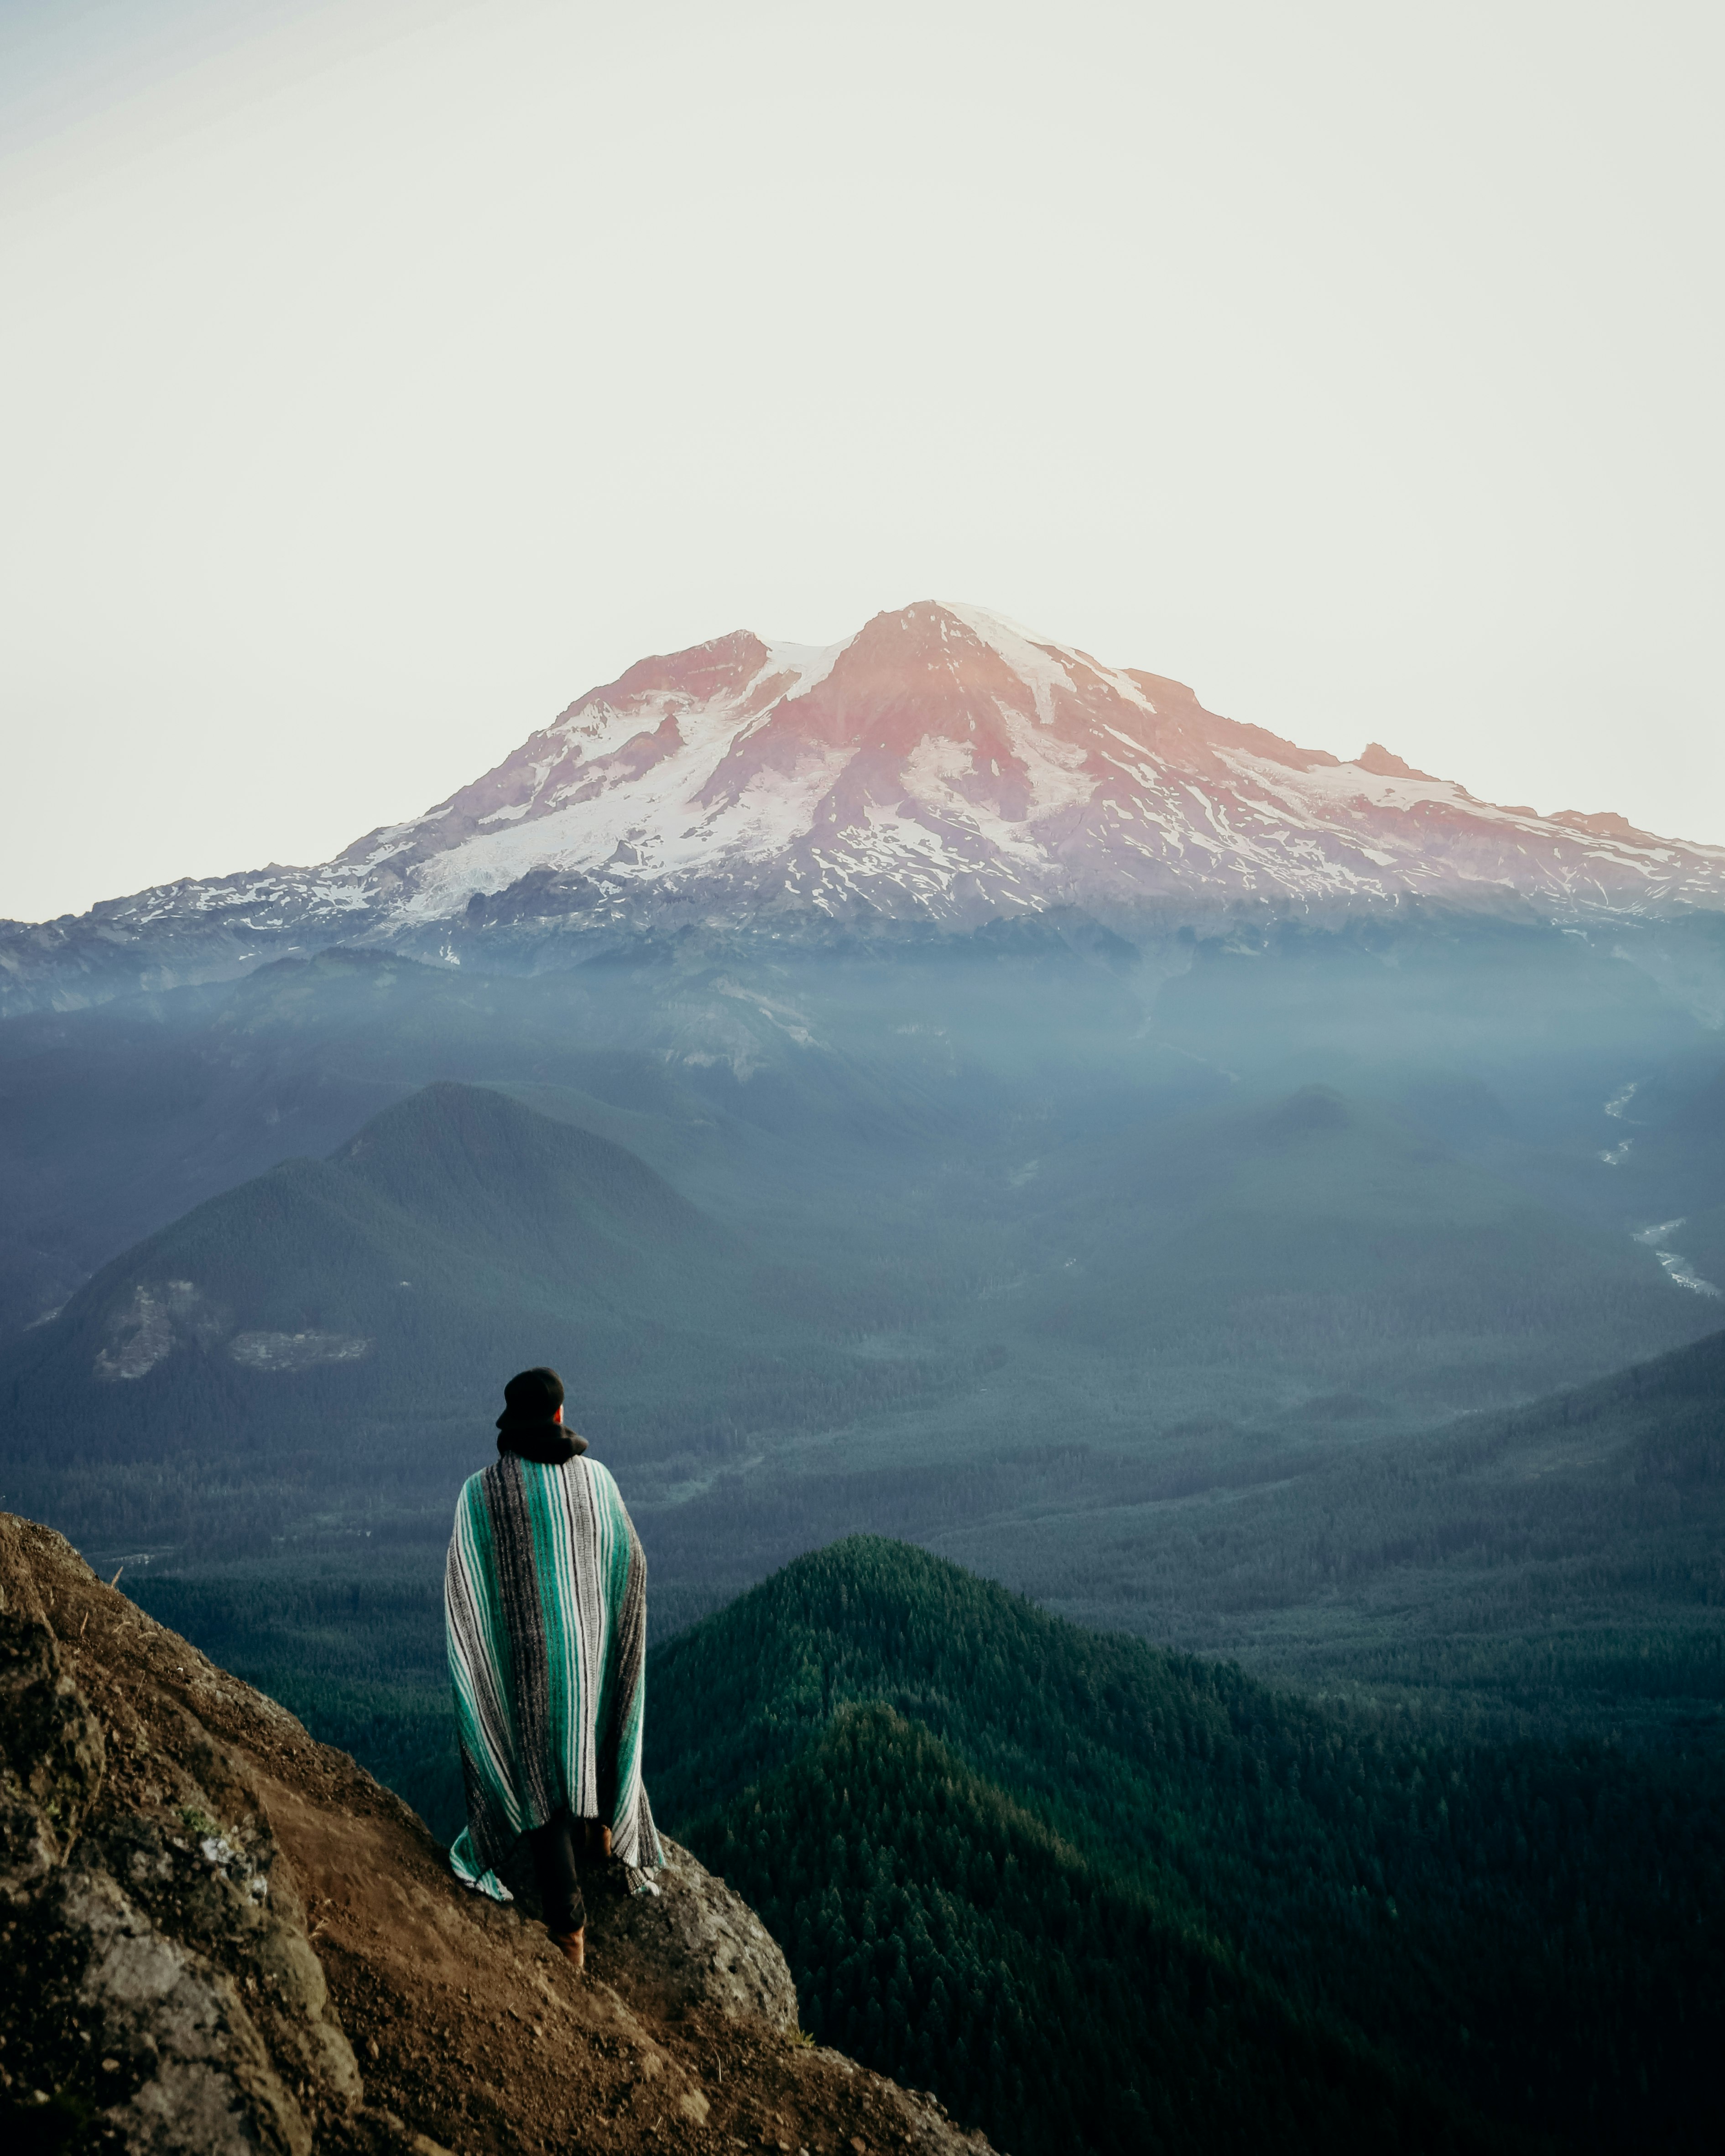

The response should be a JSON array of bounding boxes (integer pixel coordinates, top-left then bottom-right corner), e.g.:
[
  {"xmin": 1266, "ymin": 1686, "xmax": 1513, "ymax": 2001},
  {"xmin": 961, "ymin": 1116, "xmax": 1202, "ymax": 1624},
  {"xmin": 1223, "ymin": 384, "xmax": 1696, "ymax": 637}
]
[{"xmin": 1, "ymin": 0, "xmax": 1720, "ymax": 922}]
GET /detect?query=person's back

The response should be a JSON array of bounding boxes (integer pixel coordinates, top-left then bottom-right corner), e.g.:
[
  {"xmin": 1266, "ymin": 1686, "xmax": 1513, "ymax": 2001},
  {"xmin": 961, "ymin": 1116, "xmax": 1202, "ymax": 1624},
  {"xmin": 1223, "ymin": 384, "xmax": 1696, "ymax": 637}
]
[{"xmin": 444, "ymin": 1365, "xmax": 662, "ymax": 1969}]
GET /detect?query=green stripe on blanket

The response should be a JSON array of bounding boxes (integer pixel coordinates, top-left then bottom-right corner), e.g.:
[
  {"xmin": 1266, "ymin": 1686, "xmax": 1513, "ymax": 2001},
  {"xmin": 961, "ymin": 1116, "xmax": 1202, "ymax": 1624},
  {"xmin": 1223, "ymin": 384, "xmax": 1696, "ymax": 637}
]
[{"xmin": 444, "ymin": 1452, "xmax": 662, "ymax": 1900}]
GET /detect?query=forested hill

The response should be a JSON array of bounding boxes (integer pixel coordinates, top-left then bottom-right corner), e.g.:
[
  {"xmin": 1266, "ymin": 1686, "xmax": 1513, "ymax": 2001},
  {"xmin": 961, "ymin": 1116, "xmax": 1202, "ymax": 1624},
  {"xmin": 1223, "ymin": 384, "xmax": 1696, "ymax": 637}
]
[
  {"xmin": 646, "ymin": 1538, "xmax": 1724, "ymax": 2156},
  {"xmin": 0, "ymin": 1079, "xmax": 916, "ymax": 1550},
  {"xmin": 1492, "ymin": 1315, "xmax": 1725, "ymax": 1474}
]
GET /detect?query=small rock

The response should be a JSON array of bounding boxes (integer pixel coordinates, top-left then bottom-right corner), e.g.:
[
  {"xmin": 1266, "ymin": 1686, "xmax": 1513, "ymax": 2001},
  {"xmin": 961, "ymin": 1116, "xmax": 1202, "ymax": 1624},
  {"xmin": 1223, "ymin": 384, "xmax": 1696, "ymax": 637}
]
[{"xmin": 584, "ymin": 1838, "xmax": 799, "ymax": 2030}]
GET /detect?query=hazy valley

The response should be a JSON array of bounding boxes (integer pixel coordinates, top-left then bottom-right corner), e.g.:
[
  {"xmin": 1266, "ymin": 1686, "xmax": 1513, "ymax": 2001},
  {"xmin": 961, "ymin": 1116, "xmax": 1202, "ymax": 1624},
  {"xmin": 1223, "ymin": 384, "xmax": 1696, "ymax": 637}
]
[{"xmin": 5, "ymin": 606, "xmax": 1725, "ymax": 2151}]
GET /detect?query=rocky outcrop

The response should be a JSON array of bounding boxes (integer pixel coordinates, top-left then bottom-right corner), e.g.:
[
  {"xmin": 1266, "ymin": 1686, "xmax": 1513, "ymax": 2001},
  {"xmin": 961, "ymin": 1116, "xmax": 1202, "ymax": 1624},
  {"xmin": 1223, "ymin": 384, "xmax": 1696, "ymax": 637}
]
[
  {"xmin": 0, "ymin": 1514, "xmax": 994, "ymax": 2155},
  {"xmin": 0, "ymin": 1514, "xmax": 396, "ymax": 2156},
  {"xmin": 496, "ymin": 1835, "xmax": 800, "ymax": 2034}
]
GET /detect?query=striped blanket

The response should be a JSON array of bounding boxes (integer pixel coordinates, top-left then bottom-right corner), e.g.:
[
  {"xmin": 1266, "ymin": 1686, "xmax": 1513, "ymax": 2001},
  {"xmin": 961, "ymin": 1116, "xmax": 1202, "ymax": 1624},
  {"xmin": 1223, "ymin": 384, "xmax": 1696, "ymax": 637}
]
[{"xmin": 444, "ymin": 1450, "xmax": 663, "ymax": 1900}]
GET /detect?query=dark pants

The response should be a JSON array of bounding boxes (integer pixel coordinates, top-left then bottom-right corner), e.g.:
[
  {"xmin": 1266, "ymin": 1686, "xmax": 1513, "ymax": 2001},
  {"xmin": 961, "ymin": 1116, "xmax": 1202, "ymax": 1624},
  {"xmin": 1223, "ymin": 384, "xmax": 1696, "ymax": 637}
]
[{"xmin": 526, "ymin": 1811, "xmax": 606, "ymax": 1936}]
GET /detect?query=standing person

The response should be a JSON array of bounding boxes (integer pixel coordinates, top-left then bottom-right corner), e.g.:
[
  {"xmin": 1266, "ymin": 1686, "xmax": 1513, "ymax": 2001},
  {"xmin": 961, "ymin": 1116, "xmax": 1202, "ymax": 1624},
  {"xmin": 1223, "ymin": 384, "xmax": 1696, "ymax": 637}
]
[{"xmin": 444, "ymin": 1366, "xmax": 662, "ymax": 1970}]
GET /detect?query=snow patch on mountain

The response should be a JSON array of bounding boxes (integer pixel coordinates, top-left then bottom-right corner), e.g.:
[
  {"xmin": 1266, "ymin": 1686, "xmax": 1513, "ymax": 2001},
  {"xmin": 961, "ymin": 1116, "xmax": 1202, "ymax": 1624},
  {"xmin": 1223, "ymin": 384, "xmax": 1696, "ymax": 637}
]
[{"xmin": 5, "ymin": 600, "xmax": 1725, "ymax": 1017}]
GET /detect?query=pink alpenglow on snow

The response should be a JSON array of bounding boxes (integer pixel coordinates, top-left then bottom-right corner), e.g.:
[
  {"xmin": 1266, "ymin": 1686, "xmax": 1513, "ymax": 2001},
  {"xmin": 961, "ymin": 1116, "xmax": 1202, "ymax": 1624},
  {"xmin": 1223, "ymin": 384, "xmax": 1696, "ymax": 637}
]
[
  {"xmin": 335, "ymin": 601, "xmax": 1725, "ymax": 927},
  {"xmin": 4, "ymin": 603, "xmax": 1722, "ymax": 1014}
]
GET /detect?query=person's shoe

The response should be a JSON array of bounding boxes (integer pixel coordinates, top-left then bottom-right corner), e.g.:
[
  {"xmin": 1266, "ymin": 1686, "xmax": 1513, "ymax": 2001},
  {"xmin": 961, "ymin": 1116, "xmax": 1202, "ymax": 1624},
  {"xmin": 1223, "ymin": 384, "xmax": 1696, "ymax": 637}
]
[{"xmin": 549, "ymin": 1926, "xmax": 585, "ymax": 1974}]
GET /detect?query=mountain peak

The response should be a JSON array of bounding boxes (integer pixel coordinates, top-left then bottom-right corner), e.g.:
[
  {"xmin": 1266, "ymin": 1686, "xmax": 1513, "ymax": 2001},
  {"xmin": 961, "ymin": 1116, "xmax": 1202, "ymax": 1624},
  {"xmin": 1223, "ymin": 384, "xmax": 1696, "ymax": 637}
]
[
  {"xmin": 1355, "ymin": 741, "xmax": 1437, "ymax": 781},
  {"xmin": 4, "ymin": 603, "xmax": 1724, "ymax": 1015},
  {"xmin": 349, "ymin": 603, "xmax": 1723, "ymax": 941}
]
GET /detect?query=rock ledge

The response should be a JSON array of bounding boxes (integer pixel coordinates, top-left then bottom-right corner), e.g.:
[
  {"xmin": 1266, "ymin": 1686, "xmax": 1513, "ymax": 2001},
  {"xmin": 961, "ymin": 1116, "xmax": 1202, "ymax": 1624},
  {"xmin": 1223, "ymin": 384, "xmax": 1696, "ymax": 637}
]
[{"xmin": 0, "ymin": 1513, "xmax": 993, "ymax": 2155}]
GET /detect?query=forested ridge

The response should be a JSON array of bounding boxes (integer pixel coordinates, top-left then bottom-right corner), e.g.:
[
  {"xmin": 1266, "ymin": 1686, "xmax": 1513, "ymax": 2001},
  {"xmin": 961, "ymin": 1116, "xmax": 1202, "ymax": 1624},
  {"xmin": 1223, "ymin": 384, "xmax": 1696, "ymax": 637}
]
[
  {"xmin": 8, "ymin": 936, "xmax": 1725, "ymax": 2153},
  {"xmin": 648, "ymin": 1538, "xmax": 1724, "ymax": 2156}
]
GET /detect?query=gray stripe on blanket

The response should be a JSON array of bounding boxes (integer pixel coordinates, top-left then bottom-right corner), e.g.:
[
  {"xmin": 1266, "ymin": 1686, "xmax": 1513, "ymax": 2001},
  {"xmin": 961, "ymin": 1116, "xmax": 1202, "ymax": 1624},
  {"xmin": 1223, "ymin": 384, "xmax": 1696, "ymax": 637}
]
[
  {"xmin": 483, "ymin": 1455, "xmax": 557, "ymax": 1824},
  {"xmin": 446, "ymin": 1542, "xmax": 518, "ymax": 1870},
  {"xmin": 600, "ymin": 1521, "xmax": 646, "ymax": 1821},
  {"xmin": 612, "ymin": 1521, "xmax": 661, "ymax": 1866}
]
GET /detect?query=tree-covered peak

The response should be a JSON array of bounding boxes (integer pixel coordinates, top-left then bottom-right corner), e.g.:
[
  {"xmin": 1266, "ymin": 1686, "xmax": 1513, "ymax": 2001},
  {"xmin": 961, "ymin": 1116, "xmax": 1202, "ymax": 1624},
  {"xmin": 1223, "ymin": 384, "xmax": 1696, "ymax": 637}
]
[{"xmin": 650, "ymin": 1536, "xmax": 1724, "ymax": 2156}]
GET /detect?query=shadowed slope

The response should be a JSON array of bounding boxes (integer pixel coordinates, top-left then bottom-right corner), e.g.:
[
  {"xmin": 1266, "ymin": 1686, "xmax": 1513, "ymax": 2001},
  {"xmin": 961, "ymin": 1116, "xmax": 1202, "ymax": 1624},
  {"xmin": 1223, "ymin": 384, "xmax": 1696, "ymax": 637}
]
[
  {"xmin": 0, "ymin": 1512, "xmax": 994, "ymax": 2156},
  {"xmin": 648, "ymin": 1537, "xmax": 1724, "ymax": 2156},
  {"xmin": 0, "ymin": 1083, "xmax": 907, "ymax": 1537}
]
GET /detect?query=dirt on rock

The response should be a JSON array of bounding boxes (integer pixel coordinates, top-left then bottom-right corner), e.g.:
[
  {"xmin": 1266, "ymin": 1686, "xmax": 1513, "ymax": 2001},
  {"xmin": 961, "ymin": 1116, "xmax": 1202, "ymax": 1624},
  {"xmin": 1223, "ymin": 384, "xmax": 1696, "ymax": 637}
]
[{"xmin": 0, "ymin": 1514, "xmax": 994, "ymax": 2156}]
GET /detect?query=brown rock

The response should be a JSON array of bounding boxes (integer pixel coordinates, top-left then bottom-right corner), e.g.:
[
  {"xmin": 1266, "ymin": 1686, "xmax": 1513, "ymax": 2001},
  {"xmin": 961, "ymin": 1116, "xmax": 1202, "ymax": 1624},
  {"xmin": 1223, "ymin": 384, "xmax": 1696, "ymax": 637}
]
[
  {"xmin": 498, "ymin": 1832, "xmax": 800, "ymax": 2031},
  {"xmin": 0, "ymin": 1511, "xmax": 995, "ymax": 2155}
]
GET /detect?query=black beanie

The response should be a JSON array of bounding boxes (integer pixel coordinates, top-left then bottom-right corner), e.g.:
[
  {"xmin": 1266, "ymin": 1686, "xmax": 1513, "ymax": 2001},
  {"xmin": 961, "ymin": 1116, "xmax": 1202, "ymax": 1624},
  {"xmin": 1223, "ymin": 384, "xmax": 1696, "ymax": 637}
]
[{"xmin": 496, "ymin": 1365, "xmax": 565, "ymax": 1431}]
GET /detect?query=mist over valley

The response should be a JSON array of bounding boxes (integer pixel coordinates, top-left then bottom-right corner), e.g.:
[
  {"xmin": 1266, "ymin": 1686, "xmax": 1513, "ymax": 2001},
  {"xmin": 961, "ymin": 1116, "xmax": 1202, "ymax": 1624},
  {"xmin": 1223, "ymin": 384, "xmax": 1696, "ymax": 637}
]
[{"xmin": 5, "ymin": 607, "xmax": 1724, "ymax": 2151}]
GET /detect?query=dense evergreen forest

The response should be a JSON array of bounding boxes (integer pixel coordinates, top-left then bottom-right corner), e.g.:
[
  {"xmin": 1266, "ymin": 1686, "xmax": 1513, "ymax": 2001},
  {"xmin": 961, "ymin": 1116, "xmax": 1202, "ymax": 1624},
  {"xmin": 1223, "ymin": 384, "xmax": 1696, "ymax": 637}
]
[
  {"xmin": 7, "ymin": 928, "xmax": 1725, "ymax": 2151},
  {"xmin": 115, "ymin": 1508, "xmax": 1725, "ymax": 2155},
  {"xmin": 650, "ymin": 1539, "xmax": 1724, "ymax": 2156}
]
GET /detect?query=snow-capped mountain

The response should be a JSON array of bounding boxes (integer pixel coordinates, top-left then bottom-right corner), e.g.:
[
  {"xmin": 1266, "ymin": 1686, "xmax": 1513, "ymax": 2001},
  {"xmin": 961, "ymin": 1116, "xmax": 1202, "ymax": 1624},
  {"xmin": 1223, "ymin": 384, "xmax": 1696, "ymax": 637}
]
[{"xmin": 5, "ymin": 601, "xmax": 1723, "ymax": 1013}]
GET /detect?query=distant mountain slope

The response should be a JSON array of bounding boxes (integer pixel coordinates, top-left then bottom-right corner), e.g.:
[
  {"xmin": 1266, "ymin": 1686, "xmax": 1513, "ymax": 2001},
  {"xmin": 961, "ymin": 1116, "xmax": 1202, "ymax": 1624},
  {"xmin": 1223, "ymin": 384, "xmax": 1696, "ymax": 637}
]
[
  {"xmin": 5, "ymin": 600, "xmax": 1723, "ymax": 1014},
  {"xmin": 0, "ymin": 1082, "xmax": 915, "ymax": 1542},
  {"xmin": 649, "ymin": 1538, "xmax": 1724, "ymax": 2156},
  {"xmin": 1016, "ymin": 1078, "xmax": 1705, "ymax": 1397},
  {"xmin": 3, "ymin": 1076, "xmax": 716, "ymax": 1396},
  {"xmin": 1360, "ymin": 1316, "xmax": 1725, "ymax": 1488},
  {"xmin": 597, "ymin": 1302, "xmax": 1725, "ymax": 1738},
  {"xmin": 0, "ymin": 939, "xmax": 889, "ymax": 1338}
]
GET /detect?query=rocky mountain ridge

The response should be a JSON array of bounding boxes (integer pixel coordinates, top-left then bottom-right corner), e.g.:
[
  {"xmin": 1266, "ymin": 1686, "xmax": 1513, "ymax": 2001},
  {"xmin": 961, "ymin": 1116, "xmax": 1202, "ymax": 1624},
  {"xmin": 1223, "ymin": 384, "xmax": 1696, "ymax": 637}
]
[
  {"xmin": 0, "ymin": 1512, "xmax": 992, "ymax": 2156},
  {"xmin": 5, "ymin": 601, "xmax": 1722, "ymax": 1016}
]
